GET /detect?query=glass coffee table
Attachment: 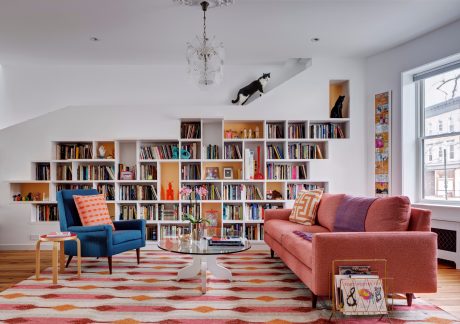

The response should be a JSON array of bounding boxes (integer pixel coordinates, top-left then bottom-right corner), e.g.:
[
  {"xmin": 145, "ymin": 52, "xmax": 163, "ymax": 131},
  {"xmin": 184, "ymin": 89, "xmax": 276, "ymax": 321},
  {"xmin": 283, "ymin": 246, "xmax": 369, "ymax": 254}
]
[{"xmin": 158, "ymin": 237, "xmax": 251, "ymax": 293}]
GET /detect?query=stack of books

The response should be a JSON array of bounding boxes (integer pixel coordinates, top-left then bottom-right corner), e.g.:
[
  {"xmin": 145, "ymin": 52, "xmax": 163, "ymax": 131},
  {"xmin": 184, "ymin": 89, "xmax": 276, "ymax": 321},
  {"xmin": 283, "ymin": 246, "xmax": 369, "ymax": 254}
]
[{"xmin": 208, "ymin": 237, "xmax": 243, "ymax": 246}]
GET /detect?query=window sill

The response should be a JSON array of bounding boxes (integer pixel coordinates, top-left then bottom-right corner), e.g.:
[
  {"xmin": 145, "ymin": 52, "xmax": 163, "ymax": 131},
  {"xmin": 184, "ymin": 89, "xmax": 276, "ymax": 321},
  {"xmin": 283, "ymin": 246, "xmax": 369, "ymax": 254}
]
[{"xmin": 413, "ymin": 202, "xmax": 460, "ymax": 209}]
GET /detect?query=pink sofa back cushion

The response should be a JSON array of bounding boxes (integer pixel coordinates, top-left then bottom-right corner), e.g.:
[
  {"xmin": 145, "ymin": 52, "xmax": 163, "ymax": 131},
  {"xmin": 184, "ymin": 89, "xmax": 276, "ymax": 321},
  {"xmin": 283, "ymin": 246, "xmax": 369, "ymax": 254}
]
[
  {"xmin": 365, "ymin": 196, "xmax": 411, "ymax": 231},
  {"xmin": 316, "ymin": 193, "xmax": 346, "ymax": 231}
]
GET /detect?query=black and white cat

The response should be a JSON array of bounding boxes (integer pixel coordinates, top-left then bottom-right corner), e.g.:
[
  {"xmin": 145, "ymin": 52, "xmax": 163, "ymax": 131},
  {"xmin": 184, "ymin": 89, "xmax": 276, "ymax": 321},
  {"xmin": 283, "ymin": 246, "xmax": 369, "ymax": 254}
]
[{"xmin": 232, "ymin": 73, "xmax": 271, "ymax": 105}]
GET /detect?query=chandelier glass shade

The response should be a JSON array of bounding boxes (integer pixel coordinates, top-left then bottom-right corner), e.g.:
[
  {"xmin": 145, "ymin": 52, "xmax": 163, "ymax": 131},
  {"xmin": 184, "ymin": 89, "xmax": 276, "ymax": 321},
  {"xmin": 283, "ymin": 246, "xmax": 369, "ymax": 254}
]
[{"xmin": 184, "ymin": 1, "xmax": 225, "ymax": 88}]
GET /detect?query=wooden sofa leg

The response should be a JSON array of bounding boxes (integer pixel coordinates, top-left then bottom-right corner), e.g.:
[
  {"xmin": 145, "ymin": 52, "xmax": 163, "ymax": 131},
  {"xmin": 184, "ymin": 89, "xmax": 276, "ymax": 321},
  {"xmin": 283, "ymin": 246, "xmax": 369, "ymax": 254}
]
[
  {"xmin": 406, "ymin": 293, "xmax": 414, "ymax": 306},
  {"xmin": 108, "ymin": 256, "xmax": 113, "ymax": 274},
  {"xmin": 270, "ymin": 249, "xmax": 274, "ymax": 258},
  {"xmin": 311, "ymin": 293, "xmax": 317, "ymax": 308},
  {"xmin": 65, "ymin": 255, "xmax": 73, "ymax": 268},
  {"xmin": 136, "ymin": 248, "xmax": 140, "ymax": 264}
]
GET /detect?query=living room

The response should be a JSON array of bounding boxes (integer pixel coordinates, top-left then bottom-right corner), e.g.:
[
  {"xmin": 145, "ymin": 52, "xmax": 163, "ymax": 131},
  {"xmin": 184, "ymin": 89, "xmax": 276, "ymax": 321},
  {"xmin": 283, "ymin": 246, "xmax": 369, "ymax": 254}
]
[{"xmin": 0, "ymin": 0, "xmax": 460, "ymax": 322}]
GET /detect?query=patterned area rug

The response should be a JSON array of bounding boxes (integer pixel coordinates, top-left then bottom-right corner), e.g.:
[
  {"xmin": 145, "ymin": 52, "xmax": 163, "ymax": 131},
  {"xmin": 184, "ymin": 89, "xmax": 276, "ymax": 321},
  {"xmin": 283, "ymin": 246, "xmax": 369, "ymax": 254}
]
[{"xmin": 0, "ymin": 250, "xmax": 457, "ymax": 323}]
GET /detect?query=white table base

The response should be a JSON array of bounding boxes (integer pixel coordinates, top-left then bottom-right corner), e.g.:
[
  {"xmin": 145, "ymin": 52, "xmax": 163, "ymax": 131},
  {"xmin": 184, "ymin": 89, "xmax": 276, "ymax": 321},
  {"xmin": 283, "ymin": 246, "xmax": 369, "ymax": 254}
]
[{"xmin": 177, "ymin": 255, "xmax": 232, "ymax": 293}]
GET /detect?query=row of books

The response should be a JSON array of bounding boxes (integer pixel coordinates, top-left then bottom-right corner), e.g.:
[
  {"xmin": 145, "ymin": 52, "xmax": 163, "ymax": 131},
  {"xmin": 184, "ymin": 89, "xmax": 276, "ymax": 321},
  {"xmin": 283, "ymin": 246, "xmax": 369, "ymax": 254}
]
[
  {"xmin": 267, "ymin": 144, "xmax": 284, "ymax": 159},
  {"xmin": 140, "ymin": 144, "xmax": 178, "ymax": 160},
  {"xmin": 140, "ymin": 164, "xmax": 157, "ymax": 181},
  {"xmin": 206, "ymin": 145, "xmax": 219, "ymax": 159},
  {"xmin": 224, "ymin": 143, "xmax": 242, "ymax": 159},
  {"xmin": 287, "ymin": 183, "xmax": 323, "ymax": 200},
  {"xmin": 76, "ymin": 165, "xmax": 115, "ymax": 181},
  {"xmin": 310, "ymin": 123, "xmax": 345, "ymax": 139},
  {"xmin": 223, "ymin": 224, "xmax": 242, "ymax": 237},
  {"xmin": 97, "ymin": 184, "xmax": 115, "ymax": 200},
  {"xmin": 36, "ymin": 163, "xmax": 50, "ymax": 181},
  {"xmin": 180, "ymin": 184, "xmax": 222, "ymax": 200},
  {"xmin": 55, "ymin": 184, "xmax": 92, "ymax": 192},
  {"xmin": 181, "ymin": 204, "xmax": 201, "ymax": 218},
  {"xmin": 57, "ymin": 143, "xmax": 93, "ymax": 160},
  {"xmin": 57, "ymin": 165, "xmax": 72, "ymax": 180},
  {"xmin": 288, "ymin": 143, "xmax": 323, "ymax": 159},
  {"xmin": 181, "ymin": 164, "xmax": 201, "ymax": 180},
  {"xmin": 245, "ymin": 185, "xmax": 263, "ymax": 200},
  {"xmin": 119, "ymin": 185, "xmax": 158, "ymax": 201},
  {"xmin": 266, "ymin": 123, "xmax": 284, "ymax": 139},
  {"xmin": 245, "ymin": 225, "xmax": 261, "ymax": 240},
  {"xmin": 223, "ymin": 204, "xmax": 243, "ymax": 220},
  {"xmin": 267, "ymin": 163, "xmax": 307, "ymax": 180},
  {"xmin": 181, "ymin": 122, "xmax": 201, "ymax": 139},
  {"xmin": 244, "ymin": 203, "xmax": 281, "ymax": 220},
  {"xmin": 288, "ymin": 123, "xmax": 306, "ymax": 139},
  {"xmin": 161, "ymin": 224, "xmax": 188, "ymax": 238},
  {"xmin": 222, "ymin": 184, "xmax": 242, "ymax": 200},
  {"xmin": 181, "ymin": 143, "xmax": 199, "ymax": 159},
  {"xmin": 36, "ymin": 205, "xmax": 58, "ymax": 222},
  {"xmin": 119, "ymin": 205, "xmax": 136, "ymax": 220}
]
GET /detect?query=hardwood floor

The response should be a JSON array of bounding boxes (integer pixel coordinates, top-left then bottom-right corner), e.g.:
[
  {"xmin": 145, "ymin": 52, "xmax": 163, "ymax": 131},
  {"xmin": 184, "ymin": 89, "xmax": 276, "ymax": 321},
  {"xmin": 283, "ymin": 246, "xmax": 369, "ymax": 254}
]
[{"xmin": 0, "ymin": 250, "xmax": 459, "ymax": 319}]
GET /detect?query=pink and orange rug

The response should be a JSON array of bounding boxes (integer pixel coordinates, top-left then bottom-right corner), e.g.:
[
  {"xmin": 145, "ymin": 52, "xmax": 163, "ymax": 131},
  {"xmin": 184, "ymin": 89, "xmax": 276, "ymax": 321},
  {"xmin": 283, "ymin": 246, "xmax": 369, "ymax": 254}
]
[{"xmin": 0, "ymin": 250, "xmax": 457, "ymax": 323}]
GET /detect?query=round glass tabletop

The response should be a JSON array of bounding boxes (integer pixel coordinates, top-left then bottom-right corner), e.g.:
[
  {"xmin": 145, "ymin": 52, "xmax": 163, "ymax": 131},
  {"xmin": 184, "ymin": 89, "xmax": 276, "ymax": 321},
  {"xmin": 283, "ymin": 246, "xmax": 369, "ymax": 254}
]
[{"xmin": 157, "ymin": 237, "xmax": 251, "ymax": 255}]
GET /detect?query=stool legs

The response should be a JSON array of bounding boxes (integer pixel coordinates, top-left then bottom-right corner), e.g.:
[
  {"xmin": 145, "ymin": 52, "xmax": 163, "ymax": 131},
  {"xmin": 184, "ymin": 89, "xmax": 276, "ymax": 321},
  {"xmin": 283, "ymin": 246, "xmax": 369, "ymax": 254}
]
[
  {"xmin": 35, "ymin": 240, "xmax": 41, "ymax": 280},
  {"xmin": 76, "ymin": 238, "xmax": 81, "ymax": 277},
  {"xmin": 52, "ymin": 242, "xmax": 59, "ymax": 284},
  {"xmin": 59, "ymin": 242, "xmax": 66, "ymax": 273}
]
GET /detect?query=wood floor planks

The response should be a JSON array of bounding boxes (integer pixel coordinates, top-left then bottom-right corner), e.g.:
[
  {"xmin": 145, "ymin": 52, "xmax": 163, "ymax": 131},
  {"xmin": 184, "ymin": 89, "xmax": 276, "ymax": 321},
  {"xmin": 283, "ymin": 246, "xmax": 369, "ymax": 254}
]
[{"xmin": 0, "ymin": 250, "xmax": 459, "ymax": 319}]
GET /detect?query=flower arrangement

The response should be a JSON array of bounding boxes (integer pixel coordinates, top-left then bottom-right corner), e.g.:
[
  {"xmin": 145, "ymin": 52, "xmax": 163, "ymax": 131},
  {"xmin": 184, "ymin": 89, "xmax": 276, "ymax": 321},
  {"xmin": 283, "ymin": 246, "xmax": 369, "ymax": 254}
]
[{"xmin": 180, "ymin": 185, "xmax": 210, "ymax": 225}]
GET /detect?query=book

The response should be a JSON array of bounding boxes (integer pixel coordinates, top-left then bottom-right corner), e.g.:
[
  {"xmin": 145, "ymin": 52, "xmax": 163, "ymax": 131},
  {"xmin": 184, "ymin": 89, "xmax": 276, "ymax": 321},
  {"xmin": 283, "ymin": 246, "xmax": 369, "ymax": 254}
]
[{"xmin": 45, "ymin": 231, "xmax": 72, "ymax": 238}]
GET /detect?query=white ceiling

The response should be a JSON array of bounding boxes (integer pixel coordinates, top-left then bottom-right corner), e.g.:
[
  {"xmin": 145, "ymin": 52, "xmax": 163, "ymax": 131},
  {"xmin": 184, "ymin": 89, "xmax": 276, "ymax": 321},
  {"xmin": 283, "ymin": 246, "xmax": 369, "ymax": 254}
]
[{"xmin": 0, "ymin": 0, "xmax": 460, "ymax": 65}]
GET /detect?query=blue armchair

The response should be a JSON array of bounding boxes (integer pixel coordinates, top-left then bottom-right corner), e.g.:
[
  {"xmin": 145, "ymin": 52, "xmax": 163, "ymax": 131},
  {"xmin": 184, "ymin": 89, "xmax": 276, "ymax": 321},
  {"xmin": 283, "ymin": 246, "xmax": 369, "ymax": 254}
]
[{"xmin": 57, "ymin": 189, "xmax": 146, "ymax": 274}]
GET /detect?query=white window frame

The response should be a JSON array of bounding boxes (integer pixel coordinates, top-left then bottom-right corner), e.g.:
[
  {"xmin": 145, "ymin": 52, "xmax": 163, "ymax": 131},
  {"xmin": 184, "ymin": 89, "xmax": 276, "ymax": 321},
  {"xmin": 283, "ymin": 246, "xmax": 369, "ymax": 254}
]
[{"xmin": 417, "ymin": 72, "xmax": 460, "ymax": 205}]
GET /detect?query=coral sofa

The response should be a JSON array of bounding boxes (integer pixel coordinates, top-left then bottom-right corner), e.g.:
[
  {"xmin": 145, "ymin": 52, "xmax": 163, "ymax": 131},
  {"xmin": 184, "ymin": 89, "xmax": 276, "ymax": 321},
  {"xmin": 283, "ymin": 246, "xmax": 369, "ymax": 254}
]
[{"xmin": 263, "ymin": 194, "xmax": 437, "ymax": 308}]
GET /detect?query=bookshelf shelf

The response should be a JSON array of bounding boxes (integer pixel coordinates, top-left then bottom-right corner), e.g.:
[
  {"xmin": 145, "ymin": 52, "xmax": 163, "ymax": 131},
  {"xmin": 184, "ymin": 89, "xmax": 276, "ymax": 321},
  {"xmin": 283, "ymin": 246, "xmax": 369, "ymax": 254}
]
[{"xmin": 9, "ymin": 116, "xmax": 348, "ymax": 242}]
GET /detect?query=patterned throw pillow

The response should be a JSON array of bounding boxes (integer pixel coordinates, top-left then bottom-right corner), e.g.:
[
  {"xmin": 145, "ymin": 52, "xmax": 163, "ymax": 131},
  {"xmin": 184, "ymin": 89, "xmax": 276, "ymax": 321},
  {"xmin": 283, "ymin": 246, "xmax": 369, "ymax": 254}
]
[
  {"xmin": 289, "ymin": 189, "xmax": 324, "ymax": 225},
  {"xmin": 73, "ymin": 194, "xmax": 115, "ymax": 230}
]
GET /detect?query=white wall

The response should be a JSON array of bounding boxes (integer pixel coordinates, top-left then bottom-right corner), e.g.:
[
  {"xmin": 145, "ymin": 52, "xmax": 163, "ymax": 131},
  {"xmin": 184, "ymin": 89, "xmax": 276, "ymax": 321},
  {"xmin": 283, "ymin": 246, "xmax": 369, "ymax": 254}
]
[{"xmin": 0, "ymin": 58, "xmax": 367, "ymax": 248}]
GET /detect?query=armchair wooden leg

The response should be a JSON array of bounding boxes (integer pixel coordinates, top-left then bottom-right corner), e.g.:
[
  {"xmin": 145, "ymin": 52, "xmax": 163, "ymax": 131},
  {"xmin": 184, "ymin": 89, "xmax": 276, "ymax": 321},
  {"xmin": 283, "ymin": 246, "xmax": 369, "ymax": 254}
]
[
  {"xmin": 65, "ymin": 255, "xmax": 73, "ymax": 268},
  {"xmin": 270, "ymin": 249, "xmax": 274, "ymax": 258},
  {"xmin": 311, "ymin": 293, "xmax": 318, "ymax": 308},
  {"xmin": 108, "ymin": 256, "xmax": 113, "ymax": 274},
  {"xmin": 406, "ymin": 293, "xmax": 414, "ymax": 306},
  {"xmin": 136, "ymin": 248, "xmax": 140, "ymax": 265}
]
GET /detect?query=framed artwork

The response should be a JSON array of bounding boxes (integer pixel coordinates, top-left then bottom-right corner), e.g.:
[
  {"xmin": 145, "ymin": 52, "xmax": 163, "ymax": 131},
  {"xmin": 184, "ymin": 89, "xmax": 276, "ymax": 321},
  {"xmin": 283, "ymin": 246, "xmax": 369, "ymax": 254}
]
[
  {"xmin": 205, "ymin": 167, "xmax": 219, "ymax": 180},
  {"xmin": 205, "ymin": 209, "xmax": 219, "ymax": 237},
  {"xmin": 374, "ymin": 91, "xmax": 391, "ymax": 197},
  {"xmin": 340, "ymin": 278, "xmax": 387, "ymax": 315},
  {"xmin": 223, "ymin": 167, "xmax": 233, "ymax": 179}
]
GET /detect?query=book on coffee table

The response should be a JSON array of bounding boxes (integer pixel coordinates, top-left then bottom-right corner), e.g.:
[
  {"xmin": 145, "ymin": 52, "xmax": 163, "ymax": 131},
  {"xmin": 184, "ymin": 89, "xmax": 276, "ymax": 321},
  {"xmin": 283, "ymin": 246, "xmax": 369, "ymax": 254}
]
[{"xmin": 208, "ymin": 237, "xmax": 243, "ymax": 246}]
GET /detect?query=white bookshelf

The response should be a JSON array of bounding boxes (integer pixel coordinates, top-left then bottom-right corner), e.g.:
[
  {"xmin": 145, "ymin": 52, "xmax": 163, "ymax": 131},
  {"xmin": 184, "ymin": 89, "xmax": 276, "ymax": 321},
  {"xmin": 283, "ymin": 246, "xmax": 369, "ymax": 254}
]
[{"xmin": 8, "ymin": 116, "xmax": 350, "ymax": 242}]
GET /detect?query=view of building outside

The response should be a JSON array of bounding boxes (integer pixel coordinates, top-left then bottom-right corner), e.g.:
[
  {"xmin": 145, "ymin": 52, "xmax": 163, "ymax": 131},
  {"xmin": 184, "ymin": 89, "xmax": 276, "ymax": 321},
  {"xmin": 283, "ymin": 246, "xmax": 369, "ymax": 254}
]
[{"xmin": 423, "ymin": 67, "xmax": 460, "ymax": 201}]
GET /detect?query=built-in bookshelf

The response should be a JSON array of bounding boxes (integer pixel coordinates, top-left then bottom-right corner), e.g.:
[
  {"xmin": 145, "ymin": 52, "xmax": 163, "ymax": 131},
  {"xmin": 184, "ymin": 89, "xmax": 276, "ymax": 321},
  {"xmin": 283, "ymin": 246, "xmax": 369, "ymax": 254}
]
[{"xmin": 9, "ymin": 112, "xmax": 349, "ymax": 243}]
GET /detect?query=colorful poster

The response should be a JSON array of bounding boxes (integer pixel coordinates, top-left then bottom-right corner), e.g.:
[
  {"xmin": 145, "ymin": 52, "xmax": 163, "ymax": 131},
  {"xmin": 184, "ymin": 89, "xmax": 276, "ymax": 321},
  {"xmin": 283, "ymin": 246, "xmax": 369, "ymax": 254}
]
[
  {"xmin": 374, "ymin": 92, "xmax": 391, "ymax": 197},
  {"xmin": 340, "ymin": 278, "xmax": 387, "ymax": 315}
]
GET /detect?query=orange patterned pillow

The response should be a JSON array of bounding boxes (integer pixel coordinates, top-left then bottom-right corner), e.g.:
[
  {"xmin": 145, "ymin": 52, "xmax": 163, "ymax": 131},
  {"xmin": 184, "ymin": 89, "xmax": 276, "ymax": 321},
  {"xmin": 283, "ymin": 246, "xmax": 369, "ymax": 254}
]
[
  {"xmin": 73, "ymin": 194, "xmax": 115, "ymax": 230},
  {"xmin": 289, "ymin": 189, "xmax": 324, "ymax": 225}
]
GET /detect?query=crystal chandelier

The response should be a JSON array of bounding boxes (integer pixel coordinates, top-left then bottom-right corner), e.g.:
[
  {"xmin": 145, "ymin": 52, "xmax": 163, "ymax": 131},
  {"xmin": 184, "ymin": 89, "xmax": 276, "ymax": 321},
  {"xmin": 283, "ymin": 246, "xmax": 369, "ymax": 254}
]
[{"xmin": 175, "ymin": 0, "xmax": 232, "ymax": 88}]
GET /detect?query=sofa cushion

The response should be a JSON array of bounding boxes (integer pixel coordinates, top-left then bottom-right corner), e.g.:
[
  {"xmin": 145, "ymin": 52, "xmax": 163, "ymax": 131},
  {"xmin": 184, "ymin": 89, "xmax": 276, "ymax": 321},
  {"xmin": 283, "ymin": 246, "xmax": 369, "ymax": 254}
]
[
  {"xmin": 365, "ymin": 196, "xmax": 411, "ymax": 231},
  {"xmin": 264, "ymin": 219, "xmax": 329, "ymax": 243},
  {"xmin": 289, "ymin": 189, "xmax": 323, "ymax": 225},
  {"xmin": 316, "ymin": 193, "xmax": 345, "ymax": 231},
  {"xmin": 282, "ymin": 231, "xmax": 314, "ymax": 268},
  {"xmin": 73, "ymin": 194, "xmax": 115, "ymax": 230},
  {"xmin": 113, "ymin": 230, "xmax": 142, "ymax": 245}
]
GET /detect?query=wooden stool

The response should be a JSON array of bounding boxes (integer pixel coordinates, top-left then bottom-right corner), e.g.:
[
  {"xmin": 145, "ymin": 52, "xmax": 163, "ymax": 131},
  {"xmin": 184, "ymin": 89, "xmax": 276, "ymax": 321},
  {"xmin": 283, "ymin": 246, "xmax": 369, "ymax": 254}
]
[{"xmin": 35, "ymin": 233, "xmax": 81, "ymax": 284}]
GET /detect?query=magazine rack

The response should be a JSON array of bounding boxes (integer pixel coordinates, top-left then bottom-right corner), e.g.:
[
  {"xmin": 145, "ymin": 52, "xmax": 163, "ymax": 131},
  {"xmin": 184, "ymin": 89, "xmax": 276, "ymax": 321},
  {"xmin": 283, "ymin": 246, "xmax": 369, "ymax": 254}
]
[{"xmin": 330, "ymin": 259, "xmax": 393, "ymax": 320}]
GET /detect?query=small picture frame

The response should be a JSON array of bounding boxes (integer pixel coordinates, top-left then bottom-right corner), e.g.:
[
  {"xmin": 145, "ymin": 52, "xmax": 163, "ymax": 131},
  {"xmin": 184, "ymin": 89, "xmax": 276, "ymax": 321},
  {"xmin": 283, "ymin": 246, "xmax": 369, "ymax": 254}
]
[
  {"xmin": 205, "ymin": 167, "xmax": 219, "ymax": 180},
  {"xmin": 223, "ymin": 167, "xmax": 233, "ymax": 179}
]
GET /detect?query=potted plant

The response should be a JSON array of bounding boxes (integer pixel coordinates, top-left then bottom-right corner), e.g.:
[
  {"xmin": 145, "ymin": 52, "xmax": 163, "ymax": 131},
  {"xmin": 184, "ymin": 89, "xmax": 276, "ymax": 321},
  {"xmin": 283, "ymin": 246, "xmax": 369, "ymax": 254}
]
[{"xmin": 180, "ymin": 185, "xmax": 210, "ymax": 240}]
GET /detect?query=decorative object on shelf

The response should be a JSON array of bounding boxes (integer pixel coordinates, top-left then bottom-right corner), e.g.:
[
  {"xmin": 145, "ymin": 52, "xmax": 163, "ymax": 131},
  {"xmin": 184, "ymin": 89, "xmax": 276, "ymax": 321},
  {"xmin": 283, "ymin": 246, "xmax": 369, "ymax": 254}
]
[
  {"xmin": 204, "ymin": 209, "xmax": 219, "ymax": 236},
  {"xmin": 205, "ymin": 167, "xmax": 219, "ymax": 180},
  {"xmin": 271, "ymin": 190, "xmax": 283, "ymax": 200},
  {"xmin": 254, "ymin": 146, "xmax": 264, "ymax": 179},
  {"xmin": 330, "ymin": 95, "xmax": 345, "ymax": 118},
  {"xmin": 175, "ymin": 0, "xmax": 230, "ymax": 88},
  {"xmin": 119, "ymin": 167, "xmax": 135, "ymax": 180},
  {"xmin": 166, "ymin": 182, "xmax": 175, "ymax": 200},
  {"xmin": 98, "ymin": 145, "xmax": 106, "ymax": 158},
  {"xmin": 12, "ymin": 194, "xmax": 22, "ymax": 201},
  {"xmin": 231, "ymin": 73, "xmax": 271, "ymax": 105},
  {"xmin": 225, "ymin": 130, "xmax": 233, "ymax": 139},
  {"xmin": 223, "ymin": 167, "xmax": 233, "ymax": 179},
  {"xmin": 255, "ymin": 126, "xmax": 260, "ymax": 138},
  {"xmin": 374, "ymin": 91, "xmax": 391, "ymax": 197}
]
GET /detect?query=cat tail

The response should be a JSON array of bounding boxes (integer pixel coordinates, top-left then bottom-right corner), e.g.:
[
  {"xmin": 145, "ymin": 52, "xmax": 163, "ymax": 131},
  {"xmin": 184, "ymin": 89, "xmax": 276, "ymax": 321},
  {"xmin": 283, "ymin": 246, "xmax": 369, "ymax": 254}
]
[{"xmin": 231, "ymin": 93, "xmax": 239, "ymax": 104}]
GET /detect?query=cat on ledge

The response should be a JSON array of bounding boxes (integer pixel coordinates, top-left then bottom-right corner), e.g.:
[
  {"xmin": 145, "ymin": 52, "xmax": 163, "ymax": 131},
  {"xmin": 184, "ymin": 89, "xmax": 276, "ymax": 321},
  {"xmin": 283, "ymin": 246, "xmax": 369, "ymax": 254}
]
[{"xmin": 232, "ymin": 73, "xmax": 271, "ymax": 105}]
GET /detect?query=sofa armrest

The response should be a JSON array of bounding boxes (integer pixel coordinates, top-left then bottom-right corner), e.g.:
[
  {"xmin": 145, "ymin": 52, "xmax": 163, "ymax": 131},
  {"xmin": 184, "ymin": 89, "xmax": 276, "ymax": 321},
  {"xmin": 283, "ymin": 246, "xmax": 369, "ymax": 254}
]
[
  {"xmin": 264, "ymin": 209, "xmax": 292, "ymax": 222},
  {"xmin": 68, "ymin": 225, "xmax": 114, "ymax": 255},
  {"xmin": 113, "ymin": 219, "xmax": 145, "ymax": 231},
  {"xmin": 68, "ymin": 225, "xmax": 111, "ymax": 233},
  {"xmin": 311, "ymin": 232, "xmax": 437, "ymax": 296}
]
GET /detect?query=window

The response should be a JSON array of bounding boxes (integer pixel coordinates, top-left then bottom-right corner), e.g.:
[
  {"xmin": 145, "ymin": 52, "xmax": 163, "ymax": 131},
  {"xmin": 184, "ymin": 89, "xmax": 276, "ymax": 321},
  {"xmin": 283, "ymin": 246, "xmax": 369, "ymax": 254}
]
[{"xmin": 417, "ymin": 64, "xmax": 460, "ymax": 202}]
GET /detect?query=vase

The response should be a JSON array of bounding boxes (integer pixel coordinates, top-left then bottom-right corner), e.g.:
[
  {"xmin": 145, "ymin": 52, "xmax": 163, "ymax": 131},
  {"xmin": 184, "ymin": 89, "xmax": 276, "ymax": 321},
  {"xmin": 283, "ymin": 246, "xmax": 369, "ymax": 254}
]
[{"xmin": 191, "ymin": 223, "xmax": 201, "ymax": 241}]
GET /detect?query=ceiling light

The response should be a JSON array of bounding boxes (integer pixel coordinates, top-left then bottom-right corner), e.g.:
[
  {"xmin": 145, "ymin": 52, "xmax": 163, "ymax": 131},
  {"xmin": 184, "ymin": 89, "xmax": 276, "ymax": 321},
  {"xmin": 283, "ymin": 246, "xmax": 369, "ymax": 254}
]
[
  {"xmin": 90, "ymin": 37, "xmax": 100, "ymax": 42},
  {"xmin": 310, "ymin": 37, "xmax": 320, "ymax": 43},
  {"xmin": 173, "ymin": 0, "xmax": 234, "ymax": 8}
]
